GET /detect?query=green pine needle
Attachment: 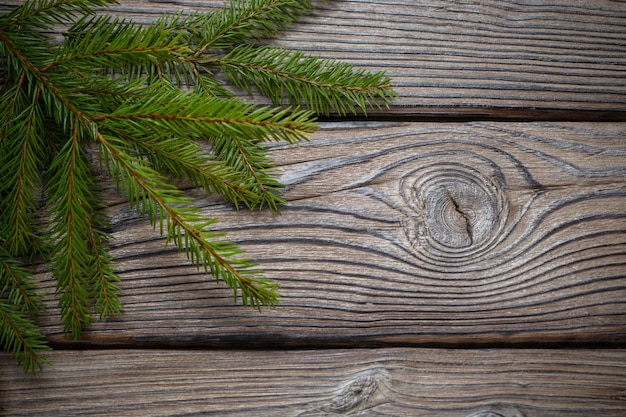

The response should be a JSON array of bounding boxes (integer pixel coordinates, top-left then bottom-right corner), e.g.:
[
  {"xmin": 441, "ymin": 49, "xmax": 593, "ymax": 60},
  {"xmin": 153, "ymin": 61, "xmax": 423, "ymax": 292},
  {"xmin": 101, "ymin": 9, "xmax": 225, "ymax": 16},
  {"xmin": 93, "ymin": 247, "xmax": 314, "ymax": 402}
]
[
  {"xmin": 210, "ymin": 45, "xmax": 397, "ymax": 116},
  {"xmin": 0, "ymin": 246, "xmax": 50, "ymax": 373},
  {"xmin": 0, "ymin": 0, "xmax": 397, "ymax": 372}
]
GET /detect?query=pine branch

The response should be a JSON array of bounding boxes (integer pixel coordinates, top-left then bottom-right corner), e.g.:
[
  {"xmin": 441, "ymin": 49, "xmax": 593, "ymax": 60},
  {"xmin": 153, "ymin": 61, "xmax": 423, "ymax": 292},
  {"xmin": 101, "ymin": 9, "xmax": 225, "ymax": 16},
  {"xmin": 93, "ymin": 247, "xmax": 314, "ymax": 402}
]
[
  {"xmin": 97, "ymin": 133, "xmax": 278, "ymax": 307},
  {"xmin": 0, "ymin": 0, "xmax": 397, "ymax": 372},
  {"xmin": 0, "ymin": 299, "xmax": 51, "ymax": 373},
  {"xmin": 0, "ymin": 82, "xmax": 46, "ymax": 256},
  {"xmin": 0, "ymin": 20, "xmax": 93, "ymax": 132},
  {"xmin": 2, "ymin": 0, "xmax": 112, "ymax": 29},
  {"xmin": 46, "ymin": 122, "xmax": 105, "ymax": 337},
  {"xmin": 207, "ymin": 45, "xmax": 398, "ymax": 116},
  {"xmin": 92, "ymin": 87, "xmax": 316, "ymax": 210},
  {"xmin": 86, "ymin": 222, "xmax": 120, "ymax": 319},
  {"xmin": 0, "ymin": 246, "xmax": 50, "ymax": 373},
  {"xmin": 0, "ymin": 246, "xmax": 45, "ymax": 316},
  {"xmin": 104, "ymin": 126, "xmax": 262, "ymax": 209},
  {"xmin": 49, "ymin": 14, "xmax": 192, "ymax": 74},
  {"xmin": 92, "ymin": 88, "xmax": 317, "ymax": 143},
  {"xmin": 212, "ymin": 133, "xmax": 286, "ymax": 212},
  {"xmin": 81, "ymin": 176, "xmax": 120, "ymax": 320},
  {"xmin": 192, "ymin": 0, "xmax": 314, "ymax": 55}
]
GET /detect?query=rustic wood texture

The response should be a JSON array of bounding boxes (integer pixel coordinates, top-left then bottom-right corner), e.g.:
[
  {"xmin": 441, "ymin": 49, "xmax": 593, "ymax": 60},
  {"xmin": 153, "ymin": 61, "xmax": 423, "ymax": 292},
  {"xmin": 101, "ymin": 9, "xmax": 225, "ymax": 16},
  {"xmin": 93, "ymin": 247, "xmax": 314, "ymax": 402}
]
[
  {"xmin": 2, "ymin": 0, "xmax": 624, "ymax": 119},
  {"xmin": 28, "ymin": 121, "xmax": 625, "ymax": 349},
  {"xmin": 2, "ymin": 348, "xmax": 625, "ymax": 416},
  {"xmin": 1, "ymin": 1, "xmax": 625, "ymax": 415},
  {"xmin": 103, "ymin": 0, "xmax": 626, "ymax": 119}
]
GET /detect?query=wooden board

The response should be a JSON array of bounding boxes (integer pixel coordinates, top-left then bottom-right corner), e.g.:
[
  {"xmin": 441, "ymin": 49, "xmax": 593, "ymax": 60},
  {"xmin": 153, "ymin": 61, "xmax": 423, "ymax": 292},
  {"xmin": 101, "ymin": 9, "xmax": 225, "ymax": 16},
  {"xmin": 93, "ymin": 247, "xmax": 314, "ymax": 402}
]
[
  {"xmin": 1, "ymin": 1, "xmax": 625, "ymax": 415},
  {"xmin": 1, "ymin": 348, "xmax": 625, "ymax": 416},
  {"xmin": 30, "ymin": 122, "xmax": 626, "ymax": 348},
  {"xmin": 118, "ymin": 0, "xmax": 626, "ymax": 118},
  {"xmin": 2, "ymin": 0, "xmax": 625, "ymax": 119},
  {"xmin": 275, "ymin": 0, "xmax": 626, "ymax": 119}
]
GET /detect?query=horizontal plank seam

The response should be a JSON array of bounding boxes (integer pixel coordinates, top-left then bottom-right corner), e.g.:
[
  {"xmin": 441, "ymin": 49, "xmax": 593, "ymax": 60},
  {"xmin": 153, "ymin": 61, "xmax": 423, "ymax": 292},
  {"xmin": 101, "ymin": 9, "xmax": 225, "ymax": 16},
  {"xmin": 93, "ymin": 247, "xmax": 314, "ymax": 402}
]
[{"xmin": 317, "ymin": 111, "xmax": 626, "ymax": 123}]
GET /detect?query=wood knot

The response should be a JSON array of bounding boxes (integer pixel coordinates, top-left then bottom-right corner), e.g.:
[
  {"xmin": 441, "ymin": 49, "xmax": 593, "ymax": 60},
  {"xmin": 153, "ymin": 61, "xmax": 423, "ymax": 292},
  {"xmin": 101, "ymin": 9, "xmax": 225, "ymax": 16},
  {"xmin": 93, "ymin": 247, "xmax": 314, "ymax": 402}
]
[
  {"xmin": 321, "ymin": 369, "xmax": 390, "ymax": 414},
  {"xmin": 425, "ymin": 185, "xmax": 475, "ymax": 248},
  {"xmin": 421, "ymin": 177, "xmax": 499, "ymax": 250},
  {"xmin": 401, "ymin": 163, "xmax": 508, "ymax": 262}
]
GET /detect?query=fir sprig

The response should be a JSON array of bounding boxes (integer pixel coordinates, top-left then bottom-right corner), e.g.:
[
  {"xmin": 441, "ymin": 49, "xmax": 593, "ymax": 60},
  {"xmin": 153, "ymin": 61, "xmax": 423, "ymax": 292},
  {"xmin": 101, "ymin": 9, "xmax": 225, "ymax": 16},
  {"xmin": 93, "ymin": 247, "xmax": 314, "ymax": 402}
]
[
  {"xmin": 0, "ymin": 0, "xmax": 396, "ymax": 372},
  {"xmin": 211, "ymin": 45, "xmax": 395, "ymax": 116},
  {"xmin": 0, "ymin": 246, "xmax": 51, "ymax": 372}
]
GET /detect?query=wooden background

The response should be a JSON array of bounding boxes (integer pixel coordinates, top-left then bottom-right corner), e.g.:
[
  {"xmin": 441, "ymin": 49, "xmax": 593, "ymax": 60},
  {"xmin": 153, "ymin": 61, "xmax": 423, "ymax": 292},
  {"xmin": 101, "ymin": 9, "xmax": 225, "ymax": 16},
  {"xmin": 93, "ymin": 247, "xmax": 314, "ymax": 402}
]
[{"xmin": 1, "ymin": 1, "xmax": 625, "ymax": 416}]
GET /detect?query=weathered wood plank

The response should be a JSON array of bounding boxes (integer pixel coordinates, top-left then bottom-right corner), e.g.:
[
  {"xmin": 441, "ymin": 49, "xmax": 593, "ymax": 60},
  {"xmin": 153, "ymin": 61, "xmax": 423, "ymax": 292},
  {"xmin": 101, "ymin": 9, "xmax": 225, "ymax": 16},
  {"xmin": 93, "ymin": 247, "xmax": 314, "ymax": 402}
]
[
  {"xmin": 31, "ymin": 122, "xmax": 626, "ymax": 348},
  {"xmin": 1, "ymin": 348, "xmax": 625, "ymax": 416},
  {"xmin": 2, "ymin": 0, "xmax": 624, "ymax": 118},
  {"xmin": 275, "ymin": 0, "xmax": 626, "ymax": 119},
  {"xmin": 73, "ymin": 0, "xmax": 626, "ymax": 119}
]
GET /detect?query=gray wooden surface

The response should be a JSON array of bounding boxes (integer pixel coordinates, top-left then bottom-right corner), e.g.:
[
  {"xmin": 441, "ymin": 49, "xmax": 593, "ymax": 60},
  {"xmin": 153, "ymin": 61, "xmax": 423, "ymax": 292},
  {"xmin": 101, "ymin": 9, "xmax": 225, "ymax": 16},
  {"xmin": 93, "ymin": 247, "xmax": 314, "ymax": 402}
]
[
  {"xmin": 1, "ymin": 1, "xmax": 625, "ymax": 416},
  {"xmin": 2, "ymin": 349, "xmax": 625, "ymax": 416},
  {"xmin": 28, "ymin": 121, "xmax": 626, "ymax": 351},
  {"xmin": 61, "ymin": 0, "xmax": 626, "ymax": 119}
]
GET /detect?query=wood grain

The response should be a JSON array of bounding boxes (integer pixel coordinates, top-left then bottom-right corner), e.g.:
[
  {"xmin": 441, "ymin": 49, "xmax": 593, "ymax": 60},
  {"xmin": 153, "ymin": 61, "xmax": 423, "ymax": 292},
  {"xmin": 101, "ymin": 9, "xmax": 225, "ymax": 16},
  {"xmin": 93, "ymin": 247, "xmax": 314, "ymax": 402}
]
[
  {"xmin": 1, "ymin": 2, "xmax": 625, "ymax": 413},
  {"xmin": 2, "ymin": 0, "xmax": 624, "ymax": 119},
  {"xmin": 120, "ymin": 0, "xmax": 626, "ymax": 118},
  {"xmin": 29, "ymin": 122, "xmax": 626, "ymax": 348},
  {"xmin": 1, "ymin": 348, "xmax": 625, "ymax": 416}
]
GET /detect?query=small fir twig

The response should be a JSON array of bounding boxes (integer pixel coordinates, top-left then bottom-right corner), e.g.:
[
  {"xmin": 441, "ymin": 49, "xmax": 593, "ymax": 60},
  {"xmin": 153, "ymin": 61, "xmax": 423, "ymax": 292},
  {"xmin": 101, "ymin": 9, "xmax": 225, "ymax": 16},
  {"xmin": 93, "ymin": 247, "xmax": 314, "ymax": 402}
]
[{"xmin": 0, "ymin": 0, "xmax": 397, "ymax": 372}]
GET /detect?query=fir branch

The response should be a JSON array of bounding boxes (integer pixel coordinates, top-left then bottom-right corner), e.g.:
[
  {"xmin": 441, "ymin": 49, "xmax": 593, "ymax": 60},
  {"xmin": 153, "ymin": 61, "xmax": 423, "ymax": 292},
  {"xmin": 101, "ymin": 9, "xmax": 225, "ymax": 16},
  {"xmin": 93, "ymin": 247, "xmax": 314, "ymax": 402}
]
[
  {"xmin": 86, "ymin": 223, "xmax": 120, "ymax": 319},
  {"xmin": 97, "ymin": 132, "xmax": 278, "ymax": 307},
  {"xmin": 0, "ymin": 246, "xmax": 50, "ymax": 373},
  {"xmin": 207, "ymin": 45, "xmax": 397, "ymax": 116},
  {"xmin": 212, "ymin": 133, "xmax": 286, "ymax": 212},
  {"xmin": 0, "ymin": 80, "xmax": 46, "ymax": 256},
  {"xmin": 49, "ymin": 14, "xmax": 192, "ymax": 73},
  {"xmin": 82, "ymin": 181, "xmax": 120, "ymax": 319},
  {"xmin": 0, "ymin": 246, "xmax": 45, "ymax": 316},
  {"xmin": 92, "ymin": 89, "xmax": 317, "ymax": 143},
  {"xmin": 0, "ymin": 298, "xmax": 51, "ymax": 373},
  {"xmin": 2, "ymin": 0, "xmax": 111, "ymax": 29},
  {"xmin": 0, "ymin": 21, "xmax": 93, "ymax": 132},
  {"xmin": 192, "ymin": 0, "xmax": 314, "ymax": 55},
  {"xmin": 0, "ymin": 0, "xmax": 397, "ymax": 372},
  {"xmin": 104, "ymin": 126, "xmax": 262, "ymax": 209},
  {"xmin": 46, "ymin": 122, "xmax": 103, "ymax": 337}
]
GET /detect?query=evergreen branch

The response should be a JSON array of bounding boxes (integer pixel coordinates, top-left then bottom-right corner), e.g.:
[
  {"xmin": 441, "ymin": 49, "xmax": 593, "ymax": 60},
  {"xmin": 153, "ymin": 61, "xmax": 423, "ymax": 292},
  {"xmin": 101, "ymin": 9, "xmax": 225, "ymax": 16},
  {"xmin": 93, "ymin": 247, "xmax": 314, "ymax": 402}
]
[
  {"xmin": 0, "ymin": 246, "xmax": 50, "ymax": 373},
  {"xmin": 0, "ymin": 73, "xmax": 26, "ymax": 143},
  {"xmin": 46, "ymin": 121, "xmax": 103, "ymax": 337},
  {"xmin": 212, "ymin": 133, "xmax": 285, "ymax": 212},
  {"xmin": 0, "ymin": 298, "xmax": 51, "ymax": 374},
  {"xmin": 209, "ymin": 45, "xmax": 398, "ymax": 116},
  {"xmin": 191, "ymin": 71, "xmax": 233, "ymax": 97},
  {"xmin": 92, "ymin": 89, "xmax": 317, "ymax": 143},
  {"xmin": 65, "ymin": 13, "xmax": 204, "ymax": 89},
  {"xmin": 1, "ymin": 0, "xmax": 113, "ymax": 28},
  {"xmin": 106, "ymin": 127, "xmax": 262, "ymax": 209},
  {"xmin": 0, "ymin": 246, "xmax": 45, "ymax": 317},
  {"xmin": 97, "ymin": 132, "xmax": 279, "ymax": 307},
  {"xmin": 87, "ymin": 237, "xmax": 120, "ymax": 319},
  {"xmin": 0, "ymin": 23, "xmax": 49, "ymax": 87},
  {"xmin": 1, "ymin": 0, "xmax": 397, "ymax": 372},
  {"xmin": 0, "ymin": 79, "xmax": 45, "ymax": 256},
  {"xmin": 0, "ymin": 23, "xmax": 52, "ymax": 88},
  {"xmin": 193, "ymin": 0, "xmax": 314, "ymax": 55},
  {"xmin": 83, "ymin": 189, "xmax": 120, "ymax": 319},
  {"xmin": 93, "ymin": 88, "xmax": 315, "ymax": 210},
  {"xmin": 0, "ymin": 22, "xmax": 93, "ymax": 132},
  {"xmin": 47, "ymin": 14, "xmax": 192, "ymax": 74}
]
